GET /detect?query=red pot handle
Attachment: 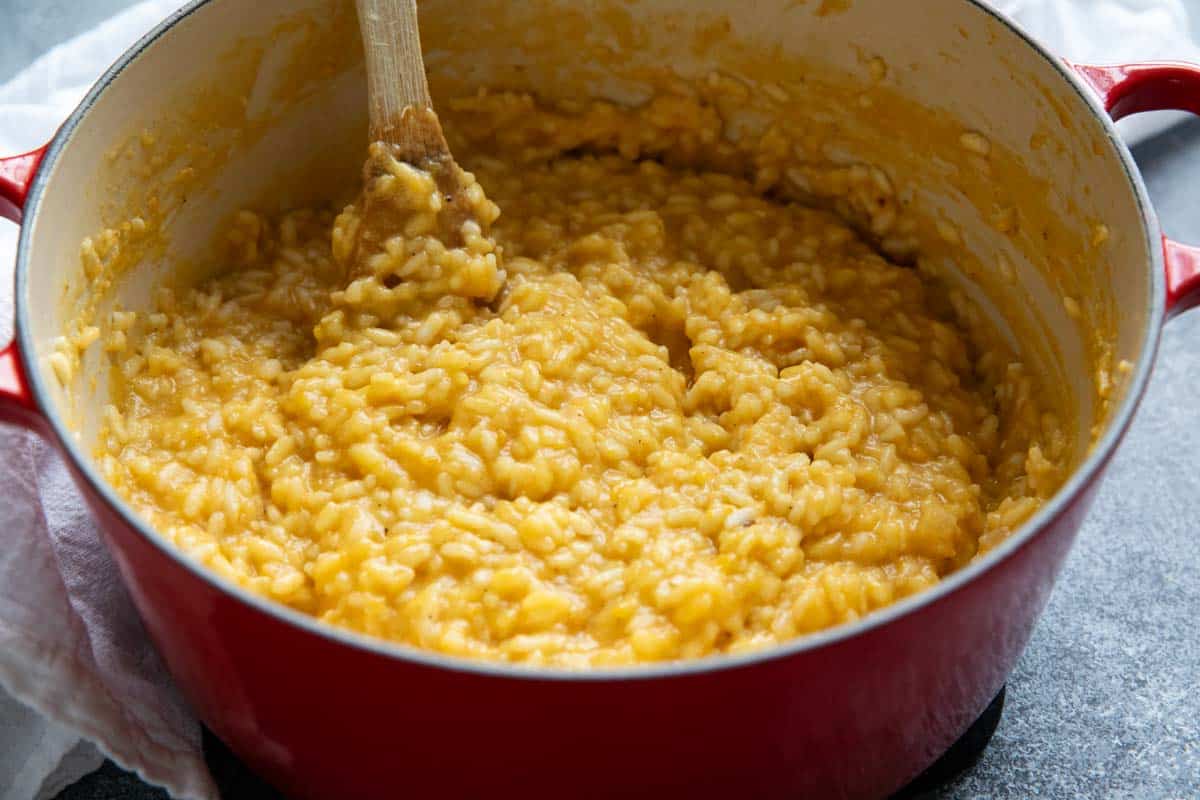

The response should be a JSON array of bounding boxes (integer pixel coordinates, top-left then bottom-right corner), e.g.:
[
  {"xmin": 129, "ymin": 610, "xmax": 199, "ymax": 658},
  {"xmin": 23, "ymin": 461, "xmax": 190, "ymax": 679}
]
[
  {"xmin": 0, "ymin": 146, "xmax": 48, "ymax": 429},
  {"xmin": 1071, "ymin": 61, "xmax": 1200, "ymax": 318}
]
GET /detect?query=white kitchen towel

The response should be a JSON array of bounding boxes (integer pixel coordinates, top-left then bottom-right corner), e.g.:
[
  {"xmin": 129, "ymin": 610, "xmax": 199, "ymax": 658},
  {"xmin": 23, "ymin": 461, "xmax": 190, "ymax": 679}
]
[
  {"xmin": 0, "ymin": 1, "xmax": 1198, "ymax": 799},
  {"xmin": 994, "ymin": 0, "xmax": 1200, "ymax": 142},
  {"xmin": 0, "ymin": 6, "xmax": 215, "ymax": 800}
]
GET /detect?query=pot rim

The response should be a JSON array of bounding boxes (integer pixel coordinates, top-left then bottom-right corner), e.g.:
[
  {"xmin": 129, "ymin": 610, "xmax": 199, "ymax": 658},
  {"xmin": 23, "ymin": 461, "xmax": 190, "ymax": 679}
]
[{"xmin": 12, "ymin": 0, "xmax": 1166, "ymax": 682}]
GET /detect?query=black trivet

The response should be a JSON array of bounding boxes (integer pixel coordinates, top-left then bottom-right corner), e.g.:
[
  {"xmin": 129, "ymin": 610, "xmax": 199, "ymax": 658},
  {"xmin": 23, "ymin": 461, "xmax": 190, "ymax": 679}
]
[
  {"xmin": 203, "ymin": 732, "xmax": 282, "ymax": 800},
  {"xmin": 891, "ymin": 687, "xmax": 1007, "ymax": 799}
]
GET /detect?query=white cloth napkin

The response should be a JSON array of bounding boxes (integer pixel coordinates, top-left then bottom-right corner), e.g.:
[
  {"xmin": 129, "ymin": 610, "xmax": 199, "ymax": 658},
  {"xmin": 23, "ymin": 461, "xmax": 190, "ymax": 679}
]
[
  {"xmin": 994, "ymin": 0, "xmax": 1200, "ymax": 142},
  {"xmin": 0, "ymin": 8, "xmax": 217, "ymax": 800},
  {"xmin": 0, "ymin": 1, "xmax": 1197, "ymax": 798}
]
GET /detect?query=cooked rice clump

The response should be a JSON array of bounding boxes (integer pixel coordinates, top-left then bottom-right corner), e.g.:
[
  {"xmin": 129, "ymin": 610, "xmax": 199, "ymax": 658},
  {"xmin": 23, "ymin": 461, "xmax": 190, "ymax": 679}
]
[{"xmin": 97, "ymin": 94, "xmax": 1065, "ymax": 666}]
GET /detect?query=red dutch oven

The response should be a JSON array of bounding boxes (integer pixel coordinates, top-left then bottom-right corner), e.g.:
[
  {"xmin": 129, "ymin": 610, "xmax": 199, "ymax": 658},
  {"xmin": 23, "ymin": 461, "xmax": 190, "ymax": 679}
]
[{"xmin": 1, "ymin": 0, "xmax": 1199, "ymax": 797}]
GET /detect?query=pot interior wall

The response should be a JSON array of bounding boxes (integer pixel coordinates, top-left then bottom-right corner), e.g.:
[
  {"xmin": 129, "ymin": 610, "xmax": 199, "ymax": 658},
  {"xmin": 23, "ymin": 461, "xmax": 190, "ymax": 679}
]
[{"xmin": 24, "ymin": 0, "xmax": 1153, "ymax": 521}]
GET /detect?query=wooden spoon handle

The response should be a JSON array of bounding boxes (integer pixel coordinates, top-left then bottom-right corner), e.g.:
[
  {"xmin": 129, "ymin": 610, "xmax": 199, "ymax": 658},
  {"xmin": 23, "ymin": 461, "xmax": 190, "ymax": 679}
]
[{"xmin": 357, "ymin": 0, "xmax": 449, "ymax": 162}]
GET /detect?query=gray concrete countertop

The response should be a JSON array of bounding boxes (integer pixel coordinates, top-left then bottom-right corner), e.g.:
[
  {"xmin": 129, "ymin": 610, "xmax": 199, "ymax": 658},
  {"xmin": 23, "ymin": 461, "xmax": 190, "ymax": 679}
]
[
  {"xmin": 0, "ymin": 0, "xmax": 141, "ymax": 85},
  {"xmin": 2, "ymin": 2, "xmax": 1199, "ymax": 798}
]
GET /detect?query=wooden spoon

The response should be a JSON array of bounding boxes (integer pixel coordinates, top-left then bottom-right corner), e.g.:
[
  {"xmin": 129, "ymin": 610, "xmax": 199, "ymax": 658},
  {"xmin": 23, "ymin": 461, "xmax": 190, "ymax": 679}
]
[
  {"xmin": 354, "ymin": 0, "xmax": 487, "ymax": 253},
  {"xmin": 356, "ymin": 0, "xmax": 452, "ymax": 168}
]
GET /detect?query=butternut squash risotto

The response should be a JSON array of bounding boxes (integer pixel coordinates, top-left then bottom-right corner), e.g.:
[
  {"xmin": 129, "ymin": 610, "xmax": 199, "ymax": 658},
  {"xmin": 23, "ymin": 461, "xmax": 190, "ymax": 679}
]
[{"xmin": 96, "ymin": 93, "xmax": 1066, "ymax": 666}]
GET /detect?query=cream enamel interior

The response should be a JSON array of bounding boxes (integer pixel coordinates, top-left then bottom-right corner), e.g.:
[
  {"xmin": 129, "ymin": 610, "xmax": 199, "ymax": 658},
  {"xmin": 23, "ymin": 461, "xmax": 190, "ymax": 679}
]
[{"xmin": 19, "ymin": 0, "xmax": 1154, "ymax": 644}]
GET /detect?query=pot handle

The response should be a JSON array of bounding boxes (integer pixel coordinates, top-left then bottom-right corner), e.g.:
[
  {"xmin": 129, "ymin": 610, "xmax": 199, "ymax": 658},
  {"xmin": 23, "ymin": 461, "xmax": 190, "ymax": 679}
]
[
  {"xmin": 1071, "ymin": 62, "xmax": 1200, "ymax": 318},
  {"xmin": 0, "ymin": 146, "xmax": 48, "ymax": 429}
]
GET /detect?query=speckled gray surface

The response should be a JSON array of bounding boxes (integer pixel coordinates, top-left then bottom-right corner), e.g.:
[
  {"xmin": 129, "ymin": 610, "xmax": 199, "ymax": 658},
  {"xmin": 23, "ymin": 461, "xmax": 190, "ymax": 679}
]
[
  {"xmin": 3, "ymin": 2, "xmax": 1200, "ymax": 798},
  {"xmin": 0, "ymin": 0, "xmax": 141, "ymax": 85}
]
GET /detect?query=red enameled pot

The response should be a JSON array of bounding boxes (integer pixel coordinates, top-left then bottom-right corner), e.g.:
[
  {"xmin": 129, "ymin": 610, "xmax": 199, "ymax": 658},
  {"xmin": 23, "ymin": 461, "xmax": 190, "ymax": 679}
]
[{"xmin": 1, "ymin": 1, "xmax": 1199, "ymax": 797}]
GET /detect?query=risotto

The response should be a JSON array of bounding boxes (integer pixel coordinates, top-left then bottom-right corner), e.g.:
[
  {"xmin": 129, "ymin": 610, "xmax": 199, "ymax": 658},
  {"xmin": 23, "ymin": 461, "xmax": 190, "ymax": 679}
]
[{"xmin": 95, "ymin": 93, "xmax": 1066, "ymax": 666}]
